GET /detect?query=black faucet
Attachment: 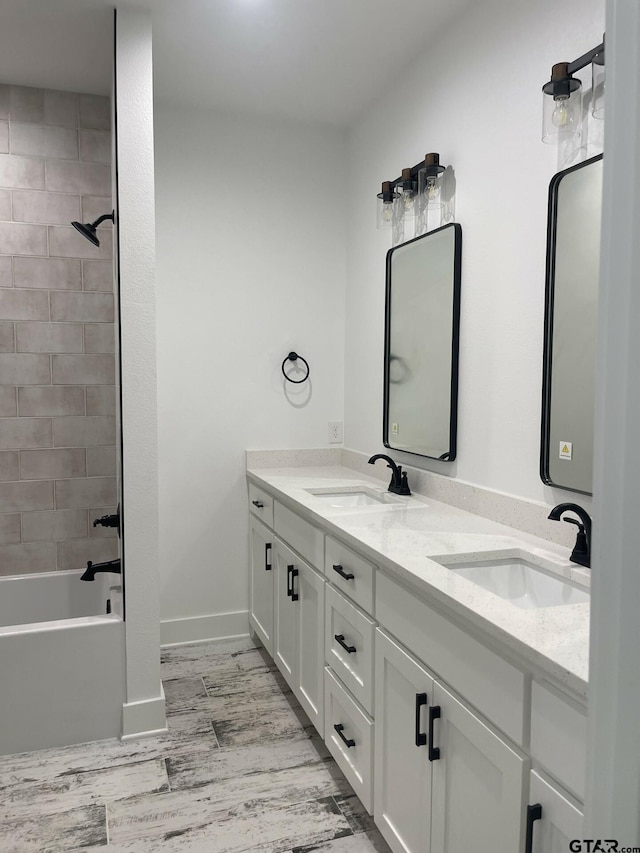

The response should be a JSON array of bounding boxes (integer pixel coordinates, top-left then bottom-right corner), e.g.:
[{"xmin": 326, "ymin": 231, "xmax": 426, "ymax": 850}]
[
  {"xmin": 368, "ymin": 453, "xmax": 411, "ymax": 496},
  {"xmin": 548, "ymin": 503, "xmax": 592, "ymax": 568},
  {"xmin": 80, "ymin": 558, "xmax": 122, "ymax": 582}
]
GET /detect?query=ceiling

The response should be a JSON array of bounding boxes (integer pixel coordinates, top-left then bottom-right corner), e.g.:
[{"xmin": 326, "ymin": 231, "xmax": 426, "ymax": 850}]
[{"xmin": 0, "ymin": 0, "xmax": 471, "ymax": 126}]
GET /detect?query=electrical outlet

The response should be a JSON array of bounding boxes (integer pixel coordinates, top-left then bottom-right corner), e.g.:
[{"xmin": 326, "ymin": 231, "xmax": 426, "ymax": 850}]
[{"xmin": 328, "ymin": 421, "xmax": 343, "ymax": 444}]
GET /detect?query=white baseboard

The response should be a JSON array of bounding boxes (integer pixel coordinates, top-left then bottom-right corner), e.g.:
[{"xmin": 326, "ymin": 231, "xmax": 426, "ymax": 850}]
[
  {"xmin": 160, "ymin": 610, "xmax": 249, "ymax": 647},
  {"xmin": 121, "ymin": 683, "xmax": 167, "ymax": 740}
]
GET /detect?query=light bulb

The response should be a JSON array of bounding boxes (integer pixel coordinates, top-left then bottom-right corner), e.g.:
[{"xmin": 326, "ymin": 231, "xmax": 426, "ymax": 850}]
[
  {"xmin": 402, "ymin": 192, "xmax": 415, "ymax": 212},
  {"xmin": 551, "ymin": 97, "xmax": 574, "ymax": 129},
  {"xmin": 383, "ymin": 203, "xmax": 393, "ymax": 222},
  {"xmin": 426, "ymin": 177, "xmax": 440, "ymax": 201}
]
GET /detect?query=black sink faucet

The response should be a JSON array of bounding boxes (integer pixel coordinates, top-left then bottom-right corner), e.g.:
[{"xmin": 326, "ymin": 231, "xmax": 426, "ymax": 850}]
[
  {"xmin": 548, "ymin": 503, "xmax": 592, "ymax": 568},
  {"xmin": 80, "ymin": 558, "xmax": 122, "ymax": 582},
  {"xmin": 368, "ymin": 454, "xmax": 411, "ymax": 496}
]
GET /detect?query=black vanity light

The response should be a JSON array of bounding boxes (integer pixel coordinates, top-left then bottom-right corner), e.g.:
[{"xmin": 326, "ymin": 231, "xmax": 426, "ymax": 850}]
[
  {"xmin": 71, "ymin": 211, "xmax": 115, "ymax": 247},
  {"xmin": 541, "ymin": 38, "xmax": 605, "ymax": 144},
  {"xmin": 377, "ymin": 153, "xmax": 449, "ymax": 239}
]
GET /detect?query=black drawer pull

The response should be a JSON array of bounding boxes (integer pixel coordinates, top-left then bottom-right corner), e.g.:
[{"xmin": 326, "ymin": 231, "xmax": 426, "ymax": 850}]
[
  {"xmin": 334, "ymin": 634, "xmax": 356, "ymax": 654},
  {"xmin": 291, "ymin": 566, "xmax": 299, "ymax": 601},
  {"xmin": 287, "ymin": 564, "xmax": 294, "ymax": 598},
  {"xmin": 415, "ymin": 692, "xmax": 428, "ymax": 747},
  {"xmin": 334, "ymin": 724, "xmax": 356, "ymax": 748},
  {"xmin": 428, "ymin": 705, "xmax": 441, "ymax": 761},
  {"xmin": 525, "ymin": 804, "xmax": 542, "ymax": 853},
  {"xmin": 265, "ymin": 542, "xmax": 272, "ymax": 571},
  {"xmin": 252, "ymin": 500, "xmax": 264, "ymax": 508},
  {"xmin": 332, "ymin": 564, "xmax": 355, "ymax": 581}
]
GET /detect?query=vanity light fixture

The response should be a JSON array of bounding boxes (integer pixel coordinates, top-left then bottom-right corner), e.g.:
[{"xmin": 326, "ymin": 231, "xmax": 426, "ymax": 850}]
[
  {"xmin": 377, "ymin": 181, "xmax": 399, "ymax": 230},
  {"xmin": 377, "ymin": 152, "xmax": 450, "ymax": 238},
  {"xmin": 541, "ymin": 38, "xmax": 605, "ymax": 144}
]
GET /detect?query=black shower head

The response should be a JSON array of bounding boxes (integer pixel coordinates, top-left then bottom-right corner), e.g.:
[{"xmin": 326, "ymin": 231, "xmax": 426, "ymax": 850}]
[{"xmin": 71, "ymin": 211, "xmax": 115, "ymax": 247}]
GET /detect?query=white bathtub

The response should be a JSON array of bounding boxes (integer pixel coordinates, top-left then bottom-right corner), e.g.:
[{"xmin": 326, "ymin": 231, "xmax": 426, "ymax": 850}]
[{"xmin": 0, "ymin": 570, "xmax": 125, "ymax": 755}]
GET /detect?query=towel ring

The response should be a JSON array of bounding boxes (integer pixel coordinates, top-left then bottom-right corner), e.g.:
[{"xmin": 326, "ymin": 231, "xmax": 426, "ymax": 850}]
[{"xmin": 282, "ymin": 351, "xmax": 310, "ymax": 384}]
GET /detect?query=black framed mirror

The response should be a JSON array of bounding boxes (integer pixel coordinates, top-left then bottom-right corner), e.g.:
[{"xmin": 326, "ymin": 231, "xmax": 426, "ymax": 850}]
[
  {"xmin": 383, "ymin": 223, "xmax": 462, "ymax": 461},
  {"xmin": 540, "ymin": 154, "xmax": 603, "ymax": 495}
]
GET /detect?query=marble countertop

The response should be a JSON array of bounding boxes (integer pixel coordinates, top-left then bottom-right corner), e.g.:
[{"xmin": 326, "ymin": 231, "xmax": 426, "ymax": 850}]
[{"xmin": 246, "ymin": 464, "xmax": 590, "ymax": 699}]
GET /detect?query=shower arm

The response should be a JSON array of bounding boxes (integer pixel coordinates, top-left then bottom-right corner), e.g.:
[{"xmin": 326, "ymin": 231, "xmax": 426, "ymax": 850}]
[{"xmin": 91, "ymin": 212, "xmax": 115, "ymax": 228}]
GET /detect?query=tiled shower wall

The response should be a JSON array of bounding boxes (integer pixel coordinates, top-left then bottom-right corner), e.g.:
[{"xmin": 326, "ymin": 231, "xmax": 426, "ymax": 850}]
[{"xmin": 0, "ymin": 85, "xmax": 118, "ymax": 575}]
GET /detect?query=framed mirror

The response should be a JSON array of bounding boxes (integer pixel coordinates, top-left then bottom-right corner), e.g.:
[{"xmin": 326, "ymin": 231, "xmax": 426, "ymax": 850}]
[
  {"xmin": 541, "ymin": 154, "xmax": 603, "ymax": 495},
  {"xmin": 383, "ymin": 223, "xmax": 462, "ymax": 461}
]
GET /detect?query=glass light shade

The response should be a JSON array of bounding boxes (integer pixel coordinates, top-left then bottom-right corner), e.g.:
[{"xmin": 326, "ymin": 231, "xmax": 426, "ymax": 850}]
[
  {"xmin": 592, "ymin": 57, "xmax": 605, "ymax": 119},
  {"xmin": 542, "ymin": 85, "xmax": 583, "ymax": 144},
  {"xmin": 377, "ymin": 197, "xmax": 395, "ymax": 229},
  {"xmin": 396, "ymin": 169, "xmax": 418, "ymax": 222},
  {"xmin": 418, "ymin": 169, "xmax": 444, "ymax": 231}
]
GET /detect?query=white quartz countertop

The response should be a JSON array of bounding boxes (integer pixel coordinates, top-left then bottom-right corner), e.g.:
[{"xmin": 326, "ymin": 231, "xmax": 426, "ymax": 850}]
[{"xmin": 247, "ymin": 464, "xmax": 590, "ymax": 699}]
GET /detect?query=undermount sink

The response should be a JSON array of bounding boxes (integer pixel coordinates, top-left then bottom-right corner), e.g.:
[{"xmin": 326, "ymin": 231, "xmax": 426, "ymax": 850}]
[
  {"xmin": 305, "ymin": 486, "xmax": 400, "ymax": 508},
  {"xmin": 434, "ymin": 553, "xmax": 589, "ymax": 609}
]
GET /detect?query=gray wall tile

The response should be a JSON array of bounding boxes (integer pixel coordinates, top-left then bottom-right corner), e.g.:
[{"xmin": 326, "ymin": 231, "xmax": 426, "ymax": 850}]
[
  {"xmin": 10, "ymin": 123, "xmax": 78, "ymax": 160},
  {"xmin": 16, "ymin": 322, "xmax": 84, "ymax": 354},
  {"xmin": 10, "ymin": 86, "xmax": 45, "ymax": 123},
  {"xmin": 0, "ymin": 514, "xmax": 21, "ymax": 545},
  {"xmin": 0, "ymin": 256, "xmax": 12, "ymax": 287},
  {"xmin": 12, "ymin": 190, "xmax": 80, "ymax": 225},
  {"xmin": 14, "ymin": 257, "xmax": 82, "ymax": 290},
  {"xmin": 57, "ymin": 536, "xmax": 118, "ymax": 570},
  {"xmin": 86, "ymin": 385, "xmax": 115, "ymax": 416},
  {"xmin": 49, "ymin": 225, "xmax": 113, "ymax": 260},
  {"xmin": 50, "ymin": 291, "xmax": 113, "ymax": 323},
  {"xmin": 0, "ymin": 451, "xmax": 19, "ymax": 481},
  {"xmin": 0, "ymin": 417, "xmax": 52, "ymax": 450},
  {"xmin": 0, "ymin": 321, "xmax": 15, "ymax": 352},
  {"xmin": 22, "ymin": 509, "xmax": 87, "ymax": 542},
  {"xmin": 79, "ymin": 95, "xmax": 111, "ymax": 131},
  {"xmin": 0, "ymin": 222, "xmax": 47, "ymax": 256},
  {"xmin": 86, "ymin": 446, "xmax": 116, "ymax": 477},
  {"xmin": 81, "ymin": 196, "xmax": 113, "ymax": 227},
  {"xmin": 0, "ymin": 121, "xmax": 7, "ymax": 154},
  {"xmin": 45, "ymin": 91, "xmax": 78, "ymax": 128},
  {"xmin": 52, "ymin": 354, "xmax": 115, "ymax": 386},
  {"xmin": 82, "ymin": 260, "xmax": 113, "ymax": 291},
  {"xmin": 55, "ymin": 476, "xmax": 116, "ymax": 509},
  {"xmin": 79, "ymin": 130, "xmax": 110, "ymax": 164},
  {"xmin": 0, "ymin": 187, "xmax": 10, "ymax": 218},
  {"xmin": 0, "ymin": 386, "xmax": 17, "ymax": 417},
  {"xmin": 0, "ymin": 480, "xmax": 53, "ymax": 512},
  {"xmin": 0, "ymin": 154, "xmax": 45, "ymax": 189},
  {"xmin": 18, "ymin": 386, "xmax": 85, "ymax": 417},
  {"xmin": 45, "ymin": 160, "xmax": 110, "ymax": 195},
  {"xmin": 54, "ymin": 416, "xmax": 115, "ymax": 447},
  {"xmin": 0, "ymin": 289, "xmax": 49, "ymax": 320},
  {"xmin": 0, "ymin": 353, "xmax": 50, "ymax": 384},
  {"xmin": 0, "ymin": 541, "xmax": 57, "ymax": 575},
  {"xmin": 84, "ymin": 323, "xmax": 114, "ymax": 353},
  {"xmin": 0, "ymin": 85, "xmax": 9, "ymax": 120},
  {"xmin": 89, "ymin": 504, "xmax": 118, "ymax": 538},
  {"xmin": 21, "ymin": 448, "xmax": 86, "ymax": 480}
]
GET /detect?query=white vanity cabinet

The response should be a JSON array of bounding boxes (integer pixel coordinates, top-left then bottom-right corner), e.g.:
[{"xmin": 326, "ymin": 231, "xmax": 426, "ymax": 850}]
[
  {"xmin": 375, "ymin": 629, "xmax": 525, "ymax": 853},
  {"xmin": 249, "ymin": 516, "xmax": 274, "ymax": 655},
  {"xmin": 273, "ymin": 537, "xmax": 325, "ymax": 735}
]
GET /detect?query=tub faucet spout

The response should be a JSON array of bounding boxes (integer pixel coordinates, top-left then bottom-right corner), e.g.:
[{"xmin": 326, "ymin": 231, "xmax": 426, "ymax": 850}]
[{"xmin": 81, "ymin": 559, "xmax": 121, "ymax": 582}]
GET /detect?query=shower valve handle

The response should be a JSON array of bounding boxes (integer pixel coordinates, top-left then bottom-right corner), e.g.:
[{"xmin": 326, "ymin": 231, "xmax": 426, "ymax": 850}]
[{"xmin": 93, "ymin": 513, "xmax": 119, "ymax": 528}]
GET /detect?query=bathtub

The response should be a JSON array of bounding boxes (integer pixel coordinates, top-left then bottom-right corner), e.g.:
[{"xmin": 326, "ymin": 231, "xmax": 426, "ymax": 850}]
[{"xmin": 0, "ymin": 570, "xmax": 125, "ymax": 756}]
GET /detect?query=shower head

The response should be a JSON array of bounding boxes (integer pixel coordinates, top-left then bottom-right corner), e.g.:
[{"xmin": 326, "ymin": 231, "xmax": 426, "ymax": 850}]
[{"xmin": 71, "ymin": 211, "xmax": 115, "ymax": 247}]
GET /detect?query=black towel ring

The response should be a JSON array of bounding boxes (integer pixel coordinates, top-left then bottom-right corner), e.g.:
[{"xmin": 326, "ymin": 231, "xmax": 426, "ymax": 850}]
[{"xmin": 282, "ymin": 351, "xmax": 310, "ymax": 384}]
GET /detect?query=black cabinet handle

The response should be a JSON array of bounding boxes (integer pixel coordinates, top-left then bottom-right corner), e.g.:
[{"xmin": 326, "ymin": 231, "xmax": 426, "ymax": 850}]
[
  {"xmin": 428, "ymin": 705, "xmax": 441, "ymax": 761},
  {"xmin": 332, "ymin": 564, "xmax": 355, "ymax": 581},
  {"xmin": 334, "ymin": 723, "xmax": 356, "ymax": 748},
  {"xmin": 265, "ymin": 543, "xmax": 272, "ymax": 571},
  {"xmin": 525, "ymin": 804, "xmax": 542, "ymax": 853},
  {"xmin": 415, "ymin": 693, "xmax": 428, "ymax": 746},
  {"xmin": 252, "ymin": 500, "xmax": 264, "ymax": 508},
  {"xmin": 334, "ymin": 634, "xmax": 356, "ymax": 654},
  {"xmin": 291, "ymin": 566, "xmax": 299, "ymax": 601},
  {"xmin": 287, "ymin": 564, "xmax": 294, "ymax": 598}
]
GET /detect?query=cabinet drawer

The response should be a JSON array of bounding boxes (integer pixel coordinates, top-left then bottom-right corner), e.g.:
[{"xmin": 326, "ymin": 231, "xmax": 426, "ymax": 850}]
[
  {"xmin": 274, "ymin": 501, "xmax": 324, "ymax": 569},
  {"xmin": 531, "ymin": 681, "xmax": 587, "ymax": 800},
  {"xmin": 325, "ymin": 585, "xmax": 375, "ymax": 714},
  {"xmin": 376, "ymin": 571, "xmax": 525, "ymax": 745},
  {"xmin": 324, "ymin": 666, "xmax": 374, "ymax": 814},
  {"xmin": 325, "ymin": 535, "xmax": 375, "ymax": 614},
  {"xmin": 248, "ymin": 482, "xmax": 274, "ymax": 529}
]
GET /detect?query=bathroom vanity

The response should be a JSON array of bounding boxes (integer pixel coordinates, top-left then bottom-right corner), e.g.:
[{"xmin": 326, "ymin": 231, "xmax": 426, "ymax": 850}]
[{"xmin": 246, "ymin": 462, "xmax": 589, "ymax": 853}]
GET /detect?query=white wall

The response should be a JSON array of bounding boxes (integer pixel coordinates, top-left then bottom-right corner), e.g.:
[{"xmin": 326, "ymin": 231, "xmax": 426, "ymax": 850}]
[
  {"xmin": 345, "ymin": 0, "xmax": 604, "ymax": 507},
  {"xmin": 155, "ymin": 107, "xmax": 346, "ymax": 639}
]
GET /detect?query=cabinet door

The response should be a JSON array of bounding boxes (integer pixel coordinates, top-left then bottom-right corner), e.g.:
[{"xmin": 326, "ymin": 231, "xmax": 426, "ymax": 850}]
[
  {"xmin": 528, "ymin": 770, "xmax": 583, "ymax": 853},
  {"xmin": 249, "ymin": 517, "xmax": 274, "ymax": 655},
  {"xmin": 296, "ymin": 561, "xmax": 325, "ymax": 735},
  {"xmin": 430, "ymin": 681, "xmax": 526, "ymax": 853},
  {"xmin": 374, "ymin": 629, "xmax": 434, "ymax": 853},
  {"xmin": 273, "ymin": 539, "xmax": 298, "ymax": 689}
]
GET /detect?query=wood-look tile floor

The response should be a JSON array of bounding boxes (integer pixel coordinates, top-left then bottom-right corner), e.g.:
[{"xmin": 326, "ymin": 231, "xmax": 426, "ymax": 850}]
[{"xmin": 0, "ymin": 637, "xmax": 392, "ymax": 853}]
